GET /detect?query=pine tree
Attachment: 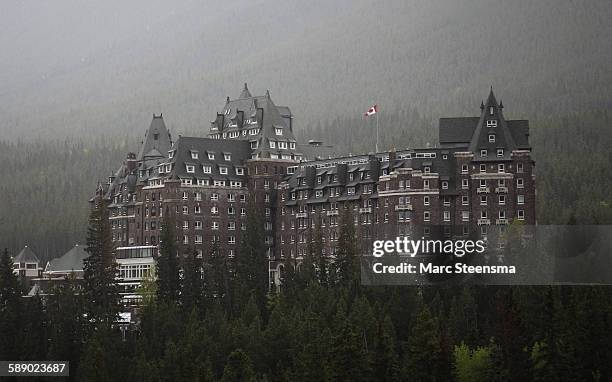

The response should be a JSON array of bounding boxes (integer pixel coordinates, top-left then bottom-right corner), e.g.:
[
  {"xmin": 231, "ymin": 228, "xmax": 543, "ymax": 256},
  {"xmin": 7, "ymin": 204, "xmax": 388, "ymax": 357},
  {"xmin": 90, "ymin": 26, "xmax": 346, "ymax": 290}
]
[
  {"xmin": 220, "ymin": 349, "xmax": 256, "ymax": 382},
  {"xmin": 156, "ymin": 214, "xmax": 180, "ymax": 304},
  {"xmin": 0, "ymin": 248, "xmax": 22, "ymax": 360},
  {"xmin": 402, "ymin": 301, "xmax": 443, "ymax": 381},
  {"xmin": 334, "ymin": 207, "xmax": 359, "ymax": 286},
  {"xmin": 83, "ymin": 199, "xmax": 120, "ymax": 329},
  {"xmin": 182, "ymin": 248, "xmax": 203, "ymax": 314}
]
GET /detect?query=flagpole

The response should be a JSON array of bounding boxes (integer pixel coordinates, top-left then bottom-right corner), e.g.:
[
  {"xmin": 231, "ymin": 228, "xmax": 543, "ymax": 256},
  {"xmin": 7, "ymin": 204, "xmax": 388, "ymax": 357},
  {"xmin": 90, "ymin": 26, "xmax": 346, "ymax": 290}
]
[{"xmin": 375, "ymin": 111, "xmax": 379, "ymax": 153}]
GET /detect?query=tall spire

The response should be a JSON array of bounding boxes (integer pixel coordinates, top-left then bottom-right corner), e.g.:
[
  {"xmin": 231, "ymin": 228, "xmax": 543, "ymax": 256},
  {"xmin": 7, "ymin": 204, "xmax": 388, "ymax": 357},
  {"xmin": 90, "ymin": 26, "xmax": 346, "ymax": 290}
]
[{"xmin": 239, "ymin": 82, "xmax": 252, "ymax": 98}]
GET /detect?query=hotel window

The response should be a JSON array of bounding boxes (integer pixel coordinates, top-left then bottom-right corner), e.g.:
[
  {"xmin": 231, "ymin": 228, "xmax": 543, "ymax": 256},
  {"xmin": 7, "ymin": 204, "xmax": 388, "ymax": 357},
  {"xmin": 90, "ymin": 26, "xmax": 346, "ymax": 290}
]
[
  {"xmin": 481, "ymin": 210, "xmax": 488, "ymax": 219},
  {"xmin": 498, "ymin": 164, "xmax": 505, "ymax": 173},
  {"xmin": 424, "ymin": 166, "xmax": 431, "ymax": 174},
  {"xmin": 480, "ymin": 179, "xmax": 487, "ymax": 188},
  {"xmin": 424, "ymin": 211, "xmax": 430, "ymax": 222},
  {"xmin": 480, "ymin": 149, "xmax": 487, "ymax": 158},
  {"xmin": 211, "ymin": 206, "xmax": 219, "ymax": 215},
  {"xmin": 208, "ymin": 153, "xmax": 215, "ymax": 160},
  {"xmin": 219, "ymin": 167, "xmax": 228, "ymax": 175},
  {"xmin": 290, "ymin": 142, "xmax": 296, "ymax": 149},
  {"xmin": 442, "ymin": 181, "xmax": 448, "ymax": 190},
  {"xmin": 228, "ymin": 194, "xmax": 235, "ymax": 202},
  {"xmin": 480, "ymin": 164, "xmax": 486, "ymax": 172},
  {"xmin": 279, "ymin": 142, "xmax": 287, "ymax": 149},
  {"xmin": 275, "ymin": 127, "xmax": 283, "ymax": 135},
  {"xmin": 224, "ymin": 153, "xmax": 231, "ymax": 161},
  {"xmin": 517, "ymin": 195, "xmax": 525, "ymax": 205},
  {"xmin": 195, "ymin": 235, "xmax": 203, "ymax": 244},
  {"xmin": 497, "ymin": 149, "xmax": 504, "ymax": 157},
  {"xmin": 183, "ymin": 235, "xmax": 189, "ymax": 244},
  {"xmin": 213, "ymin": 180, "xmax": 225, "ymax": 187},
  {"xmin": 347, "ymin": 187, "xmax": 356, "ymax": 195},
  {"xmin": 194, "ymin": 205, "xmax": 201, "ymax": 214},
  {"xmin": 498, "ymin": 179, "xmax": 506, "ymax": 187},
  {"xmin": 240, "ymin": 194, "xmax": 246, "ymax": 202},
  {"xmin": 250, "ymin": 141, "xmax": 258, "ymax": 149},
  {"xmin": 186, "ymin": 165, "xmax": 195, "ymax": 173},
  {"xmin": 424, "ymin": 196, "xmax": 430, "ymax": 206},
  {"xmin": 443, "ymin": 154, "xmax": 448, "ymax": 160},
  {"xmin": 236, "ymin": 168, "xmax": 244, "ymax": 175},
  {"xmin": 489, "ymin": 134, "xmax": 496, "ymax": 143},
  {"xmin": 182, "ymin": 192, "xmax": 188, "ymax": 200},
  {"xmin": 269, "ymin": 141, "xmax": 276, "ymax": 148},
  {"xmin": 517, "ymin": 178, "xmax": 524, "ymax": 188},
  {"xmin": 228, "ymin": 236, "xmax": 236, "ymax": 244},
  {"xmin": 191, "ymin": 151, "xmax": 198, "ymax": 160},
  {"xmin": 462, "ymin": 164, "xmax": 468, "ymax": 174},
  {"xmin": 195, "ymin": 192, "xmax": 202, "ymax": 201},
  {"xmin": 228, "ymin": 222, "xmax": 236, "ymax": 230},
  {"xmin": 195, "ymin": 221, "xmax": 202, "ymax": 230},
  {"xmin": 517, "ymin": 163, "xmax": 524, "ymax": 173},
  {"xmin": 462, "ymin": 179, "xmax": 469, "ymax": 189},
  {"xmin": 183, "ymin": 221, "xmax": 189, "ymax": 230},
  {"xmin": 228, "ymin": 206, "xmax": 235, "ymax": 215},
  {"xmin": 499, "ymin": 195, "xmax": 506, "ymax": 205},
  {"xmin": 315, "ymin": 190, "xmax": 323, "ymax": 198},
  {"xmin": 518, "ymin": 210, "xmax": 525, "ymax": 220},
  {"xmin": 444, "ymin": 211, "xmax": 450, "ymax": 222},
  {"xmin": 212, "ymin": 222, "xmax": 219, "ymax": 230},
  {"xmin": 499, "ymin": 210, "xmax": 506, "ymax": 219},
  {"xmin": 487, "ymin": 119, "xmax": 497, "ymax": 127},
  {"xmin": 181, "ymin": 178, "xmax": 193, "ymax": 186},
  {"xmin": 424, "ymin": 180, "xmax": 430, "ymax": 189},
  {"xmin": 462, "ymin": 196, "xmax": 469, "ymax": 205},
  {"xmin": 203, "ymin": 165, "xmax": 212, "ymax": 174},
  {"xmin": 211, "ymin": 193, "xmax": 219, "ymax": 201},
  {"xmin": 182, "ymin": 206, "xmax": 188, "ymax": 214},
  {"xmin": 480, "ymin": 195, "xmax": 487, "ymax": 205}
]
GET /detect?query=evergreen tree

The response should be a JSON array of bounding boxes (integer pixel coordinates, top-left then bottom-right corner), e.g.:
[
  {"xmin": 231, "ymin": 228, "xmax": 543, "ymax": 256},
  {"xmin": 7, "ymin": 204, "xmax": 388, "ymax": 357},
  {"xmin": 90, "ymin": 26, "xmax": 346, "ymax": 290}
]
[
  {"xmin": 220, "ymin": 349, "xmax": 256, "ymax": 382},
  {"xmin": 402, "ymin": 301, "xmax": 443, "ymax": 381},
  {"xmin": 156, "ymin": 214, "xmax": 180, "ymax": 304},
  {"xmin": 0, "ymin": 247, "xmax": 22, "ymax": 360},
  {"xmin": 334, "ymin": 208, "xmax": 359, "ymax": 286},
  {"xmin": 181, "ymin": 248, "xmax": 204, "ymax": 314},
  {"xmin": 83, "ymin": 199, "xmax": 120, "ymax": 329}
]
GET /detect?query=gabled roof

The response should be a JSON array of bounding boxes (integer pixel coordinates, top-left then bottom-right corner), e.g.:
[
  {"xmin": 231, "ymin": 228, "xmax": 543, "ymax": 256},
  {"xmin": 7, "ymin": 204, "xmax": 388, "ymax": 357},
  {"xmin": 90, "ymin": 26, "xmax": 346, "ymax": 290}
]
[
  {"xmin": 45, "ymin": 244, "xmax": 89, "ymax": 273},
  {"xmin": 239, "ymin": 82, "xmax": 252, "ymax": 99},
  {"xmin": 14, "ymin": 246, "xmax": 39, "ymax": 263}
]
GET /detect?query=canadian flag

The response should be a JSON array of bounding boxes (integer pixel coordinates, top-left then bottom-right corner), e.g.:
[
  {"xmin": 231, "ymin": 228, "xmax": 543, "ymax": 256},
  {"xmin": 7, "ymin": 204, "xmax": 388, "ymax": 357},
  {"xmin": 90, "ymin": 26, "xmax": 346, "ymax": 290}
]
[{"xmin": 364, "ymin": 104, "xmax": 378, "ymax": 116}]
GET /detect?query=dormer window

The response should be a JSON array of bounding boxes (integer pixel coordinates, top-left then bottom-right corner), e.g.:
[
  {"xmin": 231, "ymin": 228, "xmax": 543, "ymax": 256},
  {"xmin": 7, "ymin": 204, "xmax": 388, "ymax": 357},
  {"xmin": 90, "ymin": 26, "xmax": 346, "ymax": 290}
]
[
  {"xmin": 480, "ymin": 149, "xmax": 488, "ymax": 157},
  {"xmin": 203, "ymin": 165, "xmax": 212, "ymax": 174},
  {"xmin": 269, "ymin": 141, "xmax": 276, "ymax": 149},
  {"xmin": 497, "ymin": 148, "xmax": 504, "ymax": 157},
  {"xmin": 290, "ymin": 142, "xmax": 296, "ymax": 150},
  {"xmin": 186, "ymin": 165, "xmax": 195, "ymax": 173},
  {"xmin": 424, "ymin": 166, "xmax": 431, "ymax": 174},
  {"xmin": 278, "ymin": 141, "xmax": 287, "ymax": 149},
  {"xmin": 208, "ymin": 152, "xmax": 215, "ymax": 160},
  {"xmin": 224, "ymin": 153, "xmax": 231, "ymax": 161},
  {"xmin": 236, "ymin": 168, "xmax": 244, "ymax": 175},
  {"xmin": 480, "ymin": 164, "xmax": 486, "ymax": 172},
  {"xmin": 498, "ymin": 164, "xmax": 505, "ymax": 173},
  {"xmin": 191, "ymin": 151, "xmax": 199, "ymax": 160},
  {"xmin": 219, "ymin": 166, "xmax": 228, "ymax": 175},
  {"xmin": 169, "ymin": 150, "xmax": 175, "ymax": 159},
  {"xmin": 489, "ymin": 106, "xmax": 494, "ymax": 115},
  {"xmin": 153, "ymin": 133, "xmax": 159, "ymax": 140},
  {"xmin": 442, "ymin": 181, "xmax": 448, "ymax": 189},
  {"xmin": 489, "ymin": 134, "xmax": 496, "ymax": 143},
  {"xmin": 461, "ymin": 164, "xmax": 468, "ymax": 174},
  {"xmin": 487, "ymin": 120, "xmax": 497, "ymax": 128},
  {"xmin": 251, "ymin": 141, "xmax": 258, "ymax": 149},
  {"xmin": 275, "ymin": 127, "xmax": 283, "ymax": 136}
]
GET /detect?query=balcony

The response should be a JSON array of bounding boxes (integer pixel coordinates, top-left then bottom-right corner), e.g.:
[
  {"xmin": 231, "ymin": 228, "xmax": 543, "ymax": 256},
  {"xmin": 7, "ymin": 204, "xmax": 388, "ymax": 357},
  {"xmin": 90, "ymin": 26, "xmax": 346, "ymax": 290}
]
[
  {"xmin": 326, "ymin": 210, "xmax": 339, "ymax": 216},
  {"xmin": 477, "ymin": 187, "xmax": 490, "ymax": 194},
  {"xmin": 496, "ymin": 218, "xmax": 509, "ymax": 225},
  {"xmin": 296, "ymin": 212, "xmax": 308, "ymax": 218},
  {"xmin": 477, "ymin": 218, "xmax": 491, "ymax": 225},
  {"xmin": 394, "ymin": 204, "xmax": 413, "ymax": 211},
  {"xmin": 359, "ymin": 207, "xmax": 372, "ymax": 214},
  {"xmin": 495, "ymin": 187, "xmax": 508, "ymax": 193}
]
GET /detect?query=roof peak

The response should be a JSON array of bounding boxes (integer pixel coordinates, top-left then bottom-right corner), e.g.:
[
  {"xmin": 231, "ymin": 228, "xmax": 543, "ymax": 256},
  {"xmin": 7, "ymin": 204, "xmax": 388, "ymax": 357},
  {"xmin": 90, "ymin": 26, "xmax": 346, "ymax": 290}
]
[{"xmin": 239, "ymin": 82, "xmax": 252, "ymax": 99}]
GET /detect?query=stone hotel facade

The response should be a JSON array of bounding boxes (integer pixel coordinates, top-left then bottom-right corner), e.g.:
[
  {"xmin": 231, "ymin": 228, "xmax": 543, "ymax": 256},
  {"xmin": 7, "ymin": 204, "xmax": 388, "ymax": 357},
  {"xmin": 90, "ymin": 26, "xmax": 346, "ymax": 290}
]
[{"xmin": 98, "ymin": 84, "xmax": 535, "ymax": 286}]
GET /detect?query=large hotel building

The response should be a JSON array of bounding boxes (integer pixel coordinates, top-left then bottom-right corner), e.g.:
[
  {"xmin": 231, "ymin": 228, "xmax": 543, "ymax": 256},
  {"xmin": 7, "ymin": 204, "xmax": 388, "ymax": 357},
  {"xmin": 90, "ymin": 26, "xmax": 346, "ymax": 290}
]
[{"xmin": 98, "ymin": 84, "xmax": 535, "ymax": 291}]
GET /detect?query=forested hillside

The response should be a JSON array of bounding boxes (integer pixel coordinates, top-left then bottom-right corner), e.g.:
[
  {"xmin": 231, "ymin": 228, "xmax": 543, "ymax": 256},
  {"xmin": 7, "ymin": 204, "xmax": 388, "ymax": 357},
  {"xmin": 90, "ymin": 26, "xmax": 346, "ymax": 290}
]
[{"xmin": 1, "ymin": 0, "xmax": 611, "ymax": 140}]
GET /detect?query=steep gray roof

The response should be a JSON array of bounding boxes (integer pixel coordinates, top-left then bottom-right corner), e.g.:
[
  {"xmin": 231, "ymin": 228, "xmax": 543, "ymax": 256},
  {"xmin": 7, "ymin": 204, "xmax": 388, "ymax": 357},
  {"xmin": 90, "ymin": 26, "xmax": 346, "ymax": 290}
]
[
  {"xmin": 14, "ymin": 246, "xmax": 39, "ymax": 263},
  {"xmin": 167, "ymin": 136, "xmax": 251, "ymax": 181},
  {"xmin": 439, "ymin": 117, "xmax": 480, "ymax": 144},
  {"xmin": 45, "ymin": 244, "xmax": 89, "ymax": 273},
  {"xmin": 137, "ymin": 114, "xmax": 172, "ymax": 161},
  {"xmin": 239, "ymin": 82, "xmax": 252, "ymax": 99}
]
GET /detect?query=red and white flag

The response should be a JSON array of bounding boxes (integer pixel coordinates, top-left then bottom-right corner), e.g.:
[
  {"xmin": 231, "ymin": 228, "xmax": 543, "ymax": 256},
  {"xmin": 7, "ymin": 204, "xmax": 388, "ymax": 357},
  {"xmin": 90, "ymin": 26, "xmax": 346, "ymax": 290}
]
[{"xmin": 364, "ymin": 104, "xmax": 378, "ymax": 117}]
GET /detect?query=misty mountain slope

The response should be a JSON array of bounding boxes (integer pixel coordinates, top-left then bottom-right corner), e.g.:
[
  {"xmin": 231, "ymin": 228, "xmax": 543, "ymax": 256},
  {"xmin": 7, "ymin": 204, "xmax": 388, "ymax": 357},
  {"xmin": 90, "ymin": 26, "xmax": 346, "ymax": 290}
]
[{"xmin": 1, "ymin": 0, "xmax": 611, "ymax": 141}]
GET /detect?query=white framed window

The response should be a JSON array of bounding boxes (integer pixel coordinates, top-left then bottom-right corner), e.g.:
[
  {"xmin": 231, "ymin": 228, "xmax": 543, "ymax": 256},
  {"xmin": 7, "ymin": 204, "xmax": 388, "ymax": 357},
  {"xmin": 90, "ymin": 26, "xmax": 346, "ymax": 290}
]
[
  {"xmin": 211, "ymin": 206, "xmax": 219, "ymax": 215},
  {"xmin": 228, "ymin": 222, "xmax": 236, "ymax": 230},
  {"xmin": 480, "ymin": 164, "xmax": 486, "ymax": 172},
  {"xmin": 517, "ymin": 178, "xmax": 524, "ymax": 188},
  {"xmin": 279, "ymin": 141, "xmax": 287, "ymax": 149},
  {"xmin": 195, "ymin": 235, "xmax": 203, "ymax": 244},
  {"xmin": 182, "ymin": 192, "xmax": 188, "ymax": 200},
  {"xmin": 191, "ymin": 151, "xmax": 199, "ymax": 160},
  {"xmin": 480, "ymin": 149, "xmax": 487, "ymax": 158},
  {"xmin": 224, "ymin": 153, "xmax": 231, "ymax": 161},
  {"xmin": 424, "ymin": 196, "xmax": 430, "ymax": 206},
  {"xmin": 498, "ymin": 164, "xmax": 505, "ymax": 173},
  {"xmin": 424, "ymin": 180, "xmax": 430, "ymax": 189},
  {"xmin": 497, "ymin": 149, "xmax": 504, "ymax": 157},
  {"xmin": 289, "ymin": 142, "xmax": 296, "ymax": 149},
  {"xmin": 517, "ymin": 195, "xmax": 525, "ymax": 205},
  {"xmin": 489, "ymin": 134, "xmax": 496, "ymax": 143},
  {"xmin": 480, "ymin": 195, "xmax": 487, "ymax": 205},
  {"xmin": 462, "ymin": 196, "xmax": 469, "ymax": 205},
  {"xmin": 183, "ymin": 235, "xmax": 189, "ymax": 244},
  {"xmin": 424, "ymin": 166, "xmax": 431, "ymax": 174},
  {"xmin": 195, "ymin": 221, "xmax": 202, "ymax": 230},
  {"xmin": 269, "ymin": 141, "xmax": 276, "ymax": 149},
  {"xmin": 228, "ymin": 236, "xmax": 236, "ymax": 244},
  {"xmin": 517, "ymin": 163, "xmax": 524, "ymax": 173},
  {"xmin": 250, "ymin": 141, "xmax": 258, "ymax": 149},
  {"xmin": 462, "ymin": 211, "xmax": 469, "ymax": 221},
  {"xmin": 518, "ymin": 210, "xmax": 525, "ymax": 220},
  {"xmin": 211, "ymin": 193, "xmax": 219, "ymax": 201},
  {"xmin": 212, "ymin": 221, "xmax": 219, "ymax": 230},
  {"xmin": 442, "ymin": 181, "xmax": 448, "ymax": 190},
  {"xmin": 182, "ymin": 221, "xmax": 189, "ymax": 230},
  {"xmin": 499, "ymin": 210, "xmax": 506, "ymax": 219},
  {"xmin": 444, "ymin": 211, "xmax": 450, "ymax": 222},
  {"xmin": 275, "ymin": 127, "xmax": 283, "ymax": 136},
  {"xmin": 208, "ymin": 153, "xmax": 215, "ymax": 160},
  {"xmin": 186, "ymin": 165, "xmax": 195, "ymax": 173},
  {"xmin": 228, "ymin": 206, "xmax": 235, "ymax": 215},
  {"xmin": 487, "ymin": 119, "xmax": 497, "ymax": 127},
  {"xmin": 480, "ymin": 179, "xmax": 487, "ymax": 188},
  {"xmin": 462, "ymin": 164, "xmax": 469, "ymax": 174},
  {"xmin": 194, "ymin": 205, "xmax": 201, "ymax": 214},
  {"xmin": 347, "ymin": 187, "xmax": 355, "ymax": 195},
  {"xmin": 236, "ymin": 168, "xmax": 244, "ymax": 175},
  {"xmin": 182, "ymin": 206, "xmax": 188, "ymax": 214},
  {"xmin": 424, "ymin": 211, "xmax": 430, "ymax": 222},
  {"xmin": 219, "ymin": 166, "xmax": 228, "ymax": 175},
  {"xmin": 499, "ymin": 195, "xmax": 506, "ymax": 205},
  {"xmin": 203, "ymin": 165, "xmax": 212, "ymax": 174},
  {"xmin": 462, "ymin": 179, "xmax": 468, "ymax": 189}
]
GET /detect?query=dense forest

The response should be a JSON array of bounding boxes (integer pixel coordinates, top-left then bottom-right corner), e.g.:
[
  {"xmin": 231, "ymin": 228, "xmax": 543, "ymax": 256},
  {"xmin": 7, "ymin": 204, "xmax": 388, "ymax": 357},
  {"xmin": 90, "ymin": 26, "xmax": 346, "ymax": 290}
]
[{"xmin": 0, "ymin": 202, "xmax": 610, "ymax": 381}]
